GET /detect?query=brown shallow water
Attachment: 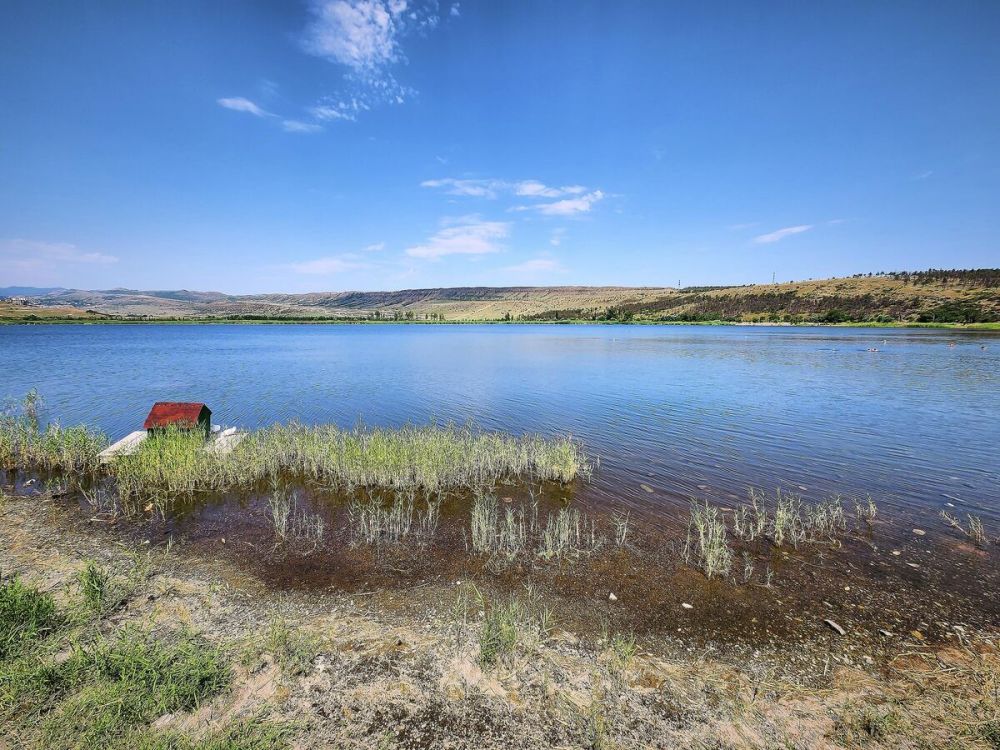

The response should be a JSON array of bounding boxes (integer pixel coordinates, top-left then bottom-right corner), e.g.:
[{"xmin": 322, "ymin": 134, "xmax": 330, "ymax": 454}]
[{"xmin": 5, "ymin": 467, "xmax": 997, "ymax": 659}]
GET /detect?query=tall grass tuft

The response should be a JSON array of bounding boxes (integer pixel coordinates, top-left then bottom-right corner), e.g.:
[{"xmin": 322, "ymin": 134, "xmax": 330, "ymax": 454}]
[
  {"xmin": 0, "ymin": 392, "xmax": 107, "ymax": 473},
  {"xmin": 0, "ymin": 576, "xmax": 60, "ymax": 660},
  {"xmin": 683, "ymin": 501, "xmax": 732, "ymax": 579}
]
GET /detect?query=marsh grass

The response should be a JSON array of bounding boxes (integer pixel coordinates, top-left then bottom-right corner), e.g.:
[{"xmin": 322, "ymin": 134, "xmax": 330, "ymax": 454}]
[
  {"xmin": 683, "ymin": 501, "xmax": 732, "ymax": 578},
  {"xmin": 733, "ymin": 489, "xmax": 847, "ymax": 549},
  {"xmin": 109, "ymin": 423, "xmax": 589, "ymax": 510},
  {"xmin": 941, "ymin": 510, "xmax": 991, "ymax": 547},
  {"xmin": 470, "ymin": 494, "xmax": 605, "ymax": 561},
  {"xmin": 347, "ymin": 489, "xmax": 440, "ymax": 547}
]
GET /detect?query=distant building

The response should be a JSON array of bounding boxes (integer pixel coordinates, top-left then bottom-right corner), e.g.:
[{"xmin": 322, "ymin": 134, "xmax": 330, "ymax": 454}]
[
  {"xmin": 143, "ymin": 402, "xmax": 212, "ymax": 437},
  {"xmin": 2, "ymin": 297, "xmax": 31, "ymax": 306}
]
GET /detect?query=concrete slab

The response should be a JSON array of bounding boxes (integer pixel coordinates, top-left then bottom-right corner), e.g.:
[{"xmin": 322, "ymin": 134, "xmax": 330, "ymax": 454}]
[{"xmin": 98, "ymin": 430, "xmax": 147, "ymax": 463}]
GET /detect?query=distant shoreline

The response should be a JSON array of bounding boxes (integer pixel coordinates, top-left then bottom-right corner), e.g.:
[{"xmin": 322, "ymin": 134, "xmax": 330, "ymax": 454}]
[{"xmin": 2, "ymin": 317, "xmax": 999, "ymax": 330}]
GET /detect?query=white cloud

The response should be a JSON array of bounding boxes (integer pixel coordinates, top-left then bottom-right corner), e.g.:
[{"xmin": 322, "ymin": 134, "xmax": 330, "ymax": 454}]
[
  {"xmin": 421, "ymin": 178, "xmax": 594, "ymax": 203},
  {"xmin": 753, "ymin": 225, "xmax": 813, "ymax": 244},
  {"xmin": 502, "ymin": 258, "xmax": 565, "ymax": 274},
  {"xmin": 217, "ymin": 97, "xmax": 271, "ymax": 117},
  {"xmin": 288, "ymin": 254, "xmax": 368, "ymax": 274},
  {"xmin": 519, "ymin": 190, "xmax": 605, "ymax": 216},
  {"xmin": 420, "ymin": 178, "xmax": 504, "ymax": 198},
  {"xmin": 912, "ymin": 170, "xmax": 933, "ymax": 181},
  {"xmin": 513, "ymin": 180, "xmax": 586, "ymax": 198},
  {"xmin": 364, "ymin": 242, "xmax": 386, "ymax": 252},
  {"xmin": 405, "ymin": 217, "xmax": 509, "ymax": 259},
  {"xmin": 450, "ymin": 3, "xmax": 460, "ymax": 17},
  {"xmin": 282, "ymin": 119, "xmax": 324, "ymax": 133},
  {"xmin": 549, "ymin": 228, "xmax": 566, "ymax": 246},
  {"xmin": 0, "ymin": 239, "xmax": 118, "ymax": 271},
  {"xmin": 303, "ymin": 0, "xmax": 403, "ymax": 73}
]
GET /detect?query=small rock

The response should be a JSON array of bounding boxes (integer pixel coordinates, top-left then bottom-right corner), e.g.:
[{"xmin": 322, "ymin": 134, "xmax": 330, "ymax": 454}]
[
  {"xmin": 912, "ymin": 529, "xmax": 926, "ymax": 536},
  {"xmin": 608, "ymin": 592, "xmax": 618, "ymax": 602},
  {"xmin": 891, "ymin": 550, "xmax": 901, "ymax": 556},
  {"xmin": 640, "ymin": 484, "xmax": 654, "ymax": 494},
  {"xmin": 824, "ymin": 619, "xmax": 847, "ymax": 636},
  {"xmin": 220, "ymin": 537, "xmax": 226, "ymax": 544},
  {"xmin": 906, "ymin": 562, "xmax": 920, "ymax": 569},
  {"xmin": 681, "ymin": 602, "xmax": 693, "ymax": 610},
  {"xmin": 878, "ymin": 629, "xmax": 894, "ymax": 638}
]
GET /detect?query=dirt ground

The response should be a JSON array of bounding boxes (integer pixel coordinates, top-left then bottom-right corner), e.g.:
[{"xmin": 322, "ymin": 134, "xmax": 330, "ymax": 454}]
[{"xmin": 1, "ymin": 490, "xmax": 998, "ymax": 749}]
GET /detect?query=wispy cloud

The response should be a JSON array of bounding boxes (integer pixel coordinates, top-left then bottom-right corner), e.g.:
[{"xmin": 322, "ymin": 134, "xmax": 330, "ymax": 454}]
[
  {"xmin": 752, "ymin": 225, "xmax": 813, "ymax": 244},
  {"xmin": 501, "ymin": 257, "xmax": 565, "ymax": 275},
  {"xmin": 288, "ymin": 253, "xmax": 369, "ymax": 274},
  {"xmin": 421, "ymin": 177, "xmax": 591, "ymax": 202},
  {"xmin": 282, "ymin": 119, "xmax": 324, "ymax": 133},
  {"xmin": 912, "ymin": 170, "xmax": 934, "ymax": 181},
  {"xmin": 405, "ymin": 216, "xmax": 509, "ymax": 259},
  {"xmin": 217, "ymin": 97, "xmax": 271, "ymax": 117},
  {"xmin": 550, "ymin": 228, "xmax": 567, "ymax": 246},
  {"xmin": 516, "ymin": 190, "xmax": 605, "ymax": 216},
  {"xmin": 0, "ymin": 239, "xmax": 118, "ymax": 271},
  {"xmin": 364, "ymin": 242, "xmax": 386, "ymax": 252},
  {"xmin": 420, "ymin": 178, "xmax": 504, "ymax": 198}
]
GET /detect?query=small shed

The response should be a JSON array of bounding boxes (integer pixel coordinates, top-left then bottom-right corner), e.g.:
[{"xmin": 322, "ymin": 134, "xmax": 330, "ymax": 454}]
[{"xmin": 143, "ymin": 402, "xmax": 211, "ymax": 438}]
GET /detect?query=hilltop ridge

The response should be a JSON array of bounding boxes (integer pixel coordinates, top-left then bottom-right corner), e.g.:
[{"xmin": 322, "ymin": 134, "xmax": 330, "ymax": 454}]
[{"xmin": 3, "ymin": 269, "xmax": 998, "ymax": 324}]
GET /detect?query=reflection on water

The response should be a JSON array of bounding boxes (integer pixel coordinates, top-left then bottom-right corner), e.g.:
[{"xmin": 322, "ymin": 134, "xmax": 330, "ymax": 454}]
[{"xmin": 3, "ymin": 324, "xmax": 998, "ymax": 522}]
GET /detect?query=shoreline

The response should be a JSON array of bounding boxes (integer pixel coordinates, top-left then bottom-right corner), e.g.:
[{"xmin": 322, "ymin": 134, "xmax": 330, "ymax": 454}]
[
  {"xmin": 2, "ymin": 482, "xmax": 998, "ymax": 749},
  {"xmin": 3, "ymin": 317, "xmax": 999, "ymax": 330}
]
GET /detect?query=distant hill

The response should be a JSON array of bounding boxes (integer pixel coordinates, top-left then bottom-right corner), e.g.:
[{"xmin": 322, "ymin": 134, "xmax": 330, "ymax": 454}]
[
  {"xmin": 4, "ymin": 269, "xmax": 998, "ymax": 324},
  {"xmin": 0, "ymin": 286, "xmax": 65, "ymax": 297}
]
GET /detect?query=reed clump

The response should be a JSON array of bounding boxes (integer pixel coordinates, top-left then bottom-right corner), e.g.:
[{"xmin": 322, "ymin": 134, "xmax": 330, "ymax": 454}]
[
  {"xmin": 0, "ymin": 393, "xmax": 106, "ymax": 473},
  {"xmin": 469, "ymin": 493, "xmax": 607, "ymax": 561},
  {"xmin": 683, "ymin": 501, "xmax": 732, "ymax": 578},
  {"xmin": 347, "ymin": 490, "xmax": 440, "ymax": 547},
  {"xmin": 733, "ymin": 488, "xmax": 847, "ymax": 548},
  {"xmin": 109, "ymin": 423, "xmax": 589, "ymax": 509}
]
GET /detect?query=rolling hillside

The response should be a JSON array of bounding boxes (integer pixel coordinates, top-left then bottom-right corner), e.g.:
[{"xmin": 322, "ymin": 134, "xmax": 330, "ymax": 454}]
[{"xmin": 3, "ymin": 269, "xmax": 998, "ymax": 324}]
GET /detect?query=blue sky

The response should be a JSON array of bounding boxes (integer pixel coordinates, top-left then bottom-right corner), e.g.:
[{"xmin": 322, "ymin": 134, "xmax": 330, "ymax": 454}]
[{"xmin": 1, "ymin": 1, "xmax": 998, "ymax": 293}]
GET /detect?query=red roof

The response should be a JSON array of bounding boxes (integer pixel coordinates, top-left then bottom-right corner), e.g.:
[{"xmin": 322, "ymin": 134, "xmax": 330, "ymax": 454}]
[{"xmin": 143, "ymin": 402, "xmax": 210, "ymax": 430}]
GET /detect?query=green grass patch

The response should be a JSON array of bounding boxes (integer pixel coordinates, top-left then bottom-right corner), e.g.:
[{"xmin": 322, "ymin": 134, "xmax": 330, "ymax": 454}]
[
  {"xmin": 38, "ymin": 626, "xmax": 231, "ymax": 750},
  {"xmin": 0, "ymin": 576, "xmax": 60, "ymax": 660}
]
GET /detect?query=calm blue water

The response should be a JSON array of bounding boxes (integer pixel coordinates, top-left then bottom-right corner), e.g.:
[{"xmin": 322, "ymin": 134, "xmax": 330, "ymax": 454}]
[{"xmin": 3, "ymin": 324, "xmax": 998, "ymax": 522}]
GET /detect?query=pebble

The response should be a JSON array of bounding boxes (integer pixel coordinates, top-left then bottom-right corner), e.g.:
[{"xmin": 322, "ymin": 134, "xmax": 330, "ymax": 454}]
[
  {"xmin": 878, "ymin": 629, "xmax": 894, "ymax": 637},
  {"xmin": 640, "ymin": 484, "xmax": 654, "ymax": 494},
  {"xmin": 912, "ymin": 529, "xmax": 926, "ymax": 536},
  {"xmin": 891, "ymin": 550, "xmax": 901, "ymax": 556},
  {"xmin": 681, "ymin": 602, "xmax": 693, "ymax": 610},
  {"xmin": 824, "ymin": 619, "xmax": 847, "ymax": 636},
  {"xmin": 906, "ymin": 563, "xmax": 920, "ymax": 569},
  {"xmin": 608, "ymin": 592, "xmax": 618, "ymax": 602}
]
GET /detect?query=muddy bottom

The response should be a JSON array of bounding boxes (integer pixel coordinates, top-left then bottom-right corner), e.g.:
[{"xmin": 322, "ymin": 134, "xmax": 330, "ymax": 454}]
[{"xmin": 5, "ymin": 468, "xmax": 997, "ymax": 663}]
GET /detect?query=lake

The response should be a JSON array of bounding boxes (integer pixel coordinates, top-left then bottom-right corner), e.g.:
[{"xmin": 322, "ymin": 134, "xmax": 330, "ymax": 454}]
[{"xmin": 3, "ymin": 323, "xmax": 998, "ymax": 524}]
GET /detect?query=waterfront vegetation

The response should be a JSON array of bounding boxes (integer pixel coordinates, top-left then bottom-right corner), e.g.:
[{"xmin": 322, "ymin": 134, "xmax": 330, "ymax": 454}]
[
  {"xmin": 0, "ymin": 573, "xmax": 289, "ymax": 750},
  {"xmin": 1, "ymin": 393, "xmax": 589, "ymax": 514}
]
